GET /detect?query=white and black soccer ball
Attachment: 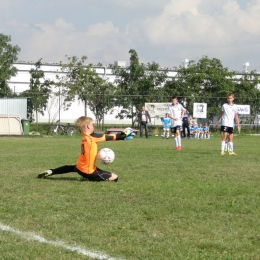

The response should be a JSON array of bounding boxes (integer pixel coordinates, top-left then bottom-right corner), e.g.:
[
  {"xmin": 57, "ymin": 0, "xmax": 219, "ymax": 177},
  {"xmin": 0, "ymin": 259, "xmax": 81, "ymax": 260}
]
[{"xmin": 97, "ymin": 148, "xmax": 115, "ymax": 164}]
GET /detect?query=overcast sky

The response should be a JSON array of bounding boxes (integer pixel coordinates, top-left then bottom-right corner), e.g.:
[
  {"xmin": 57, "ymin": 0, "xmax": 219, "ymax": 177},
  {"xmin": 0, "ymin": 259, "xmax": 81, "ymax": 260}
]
[{"xmin": 1, "ymin": 0, "xmax": 260, "ymax": 72}]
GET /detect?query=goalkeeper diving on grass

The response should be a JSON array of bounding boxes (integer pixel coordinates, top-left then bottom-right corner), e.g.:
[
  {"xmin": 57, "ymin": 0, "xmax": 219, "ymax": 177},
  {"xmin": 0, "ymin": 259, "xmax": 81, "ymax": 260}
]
[{"xmin": 38, "ymin": 116, "xmax": 134, "ymax": 182}]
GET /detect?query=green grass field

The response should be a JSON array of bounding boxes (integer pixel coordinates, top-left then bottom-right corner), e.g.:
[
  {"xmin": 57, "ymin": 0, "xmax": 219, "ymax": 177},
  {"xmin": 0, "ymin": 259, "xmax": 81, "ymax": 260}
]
[{"xmin": 0, "ymin": 134, "xmax": 260, "ymax": 260}]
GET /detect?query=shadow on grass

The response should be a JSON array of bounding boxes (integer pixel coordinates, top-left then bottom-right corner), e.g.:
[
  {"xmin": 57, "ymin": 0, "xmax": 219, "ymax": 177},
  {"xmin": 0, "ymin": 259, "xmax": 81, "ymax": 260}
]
[
  {"xmin": 38, "ymin": 176, "xmax": 83, "ymax": 181},
  {"xmin": 39, "ymin": 176, "xmax": 118, "ymax": 183}
]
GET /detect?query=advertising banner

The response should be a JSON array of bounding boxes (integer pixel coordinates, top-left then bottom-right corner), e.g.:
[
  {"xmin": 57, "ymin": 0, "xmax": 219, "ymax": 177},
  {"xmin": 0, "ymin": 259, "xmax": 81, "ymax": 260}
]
[
  {"xmin": 237, "ymin": 105, "xmax": 250, "ymax": 115},
  {"xmin": 145, "ymin": 103, "xmax": 171, "ymax": 118}
]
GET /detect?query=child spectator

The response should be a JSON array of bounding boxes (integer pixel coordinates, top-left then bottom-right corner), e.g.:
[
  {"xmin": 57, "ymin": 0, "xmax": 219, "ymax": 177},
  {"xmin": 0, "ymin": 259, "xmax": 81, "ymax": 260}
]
[
  {"xmin": 203, "ymin": 123, "xmax": 211, "ymax": 139},
  {"xmin": 161, "ymin": 113, "xmax": 171, "ymax": 139},
  {"xmin": 197, "ymin": 123, "xmax": 204, "ymax": 139},
  {"xmin": 192, "ymin": 123, "xmax": 200, "ymax": 139}
]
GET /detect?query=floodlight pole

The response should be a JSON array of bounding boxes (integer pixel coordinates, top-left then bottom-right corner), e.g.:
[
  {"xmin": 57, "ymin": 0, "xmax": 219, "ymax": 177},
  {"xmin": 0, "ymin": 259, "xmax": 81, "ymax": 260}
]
[
  {"xmin": 182, "ymin": 59, "xmax": 189, "ymax": 68},
  {"xmin": 59, "ymin": 86, "xmax": 60, "ymax": 122},
  {"xmin": 242, "ymin": 62, "xmax": 250, "ymax": 73},
  {"xmin": 102, "ymin": 66, "xmax": 107, "ymax": 131}
]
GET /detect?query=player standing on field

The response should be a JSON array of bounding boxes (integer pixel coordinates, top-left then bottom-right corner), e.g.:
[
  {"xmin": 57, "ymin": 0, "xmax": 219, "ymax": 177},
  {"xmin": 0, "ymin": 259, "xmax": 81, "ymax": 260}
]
[
  {"xmin": 167, "ymin": 96, "xmax": 186, "ymax": 150},
  {"xmin": 214, "ymin": 93, "xmax": 240, "ymax": 155}
]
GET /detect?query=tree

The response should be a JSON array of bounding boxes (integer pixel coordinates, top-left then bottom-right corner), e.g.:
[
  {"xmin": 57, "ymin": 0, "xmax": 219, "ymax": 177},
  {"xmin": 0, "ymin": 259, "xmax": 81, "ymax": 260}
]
[
  {"xmin": 112, "ymin": 49, "xmax": 168, "ymax": 126},
  {"xmin": 58, "ymin": 56, "xmax": 115, "ymax": 127},
  {"xmin": 0, "ymin": 33, "xmax": 20, "ymax": 97},
  {"xmin": 233, "ymin": 71, "xmax": 260, "ymax": 120},
  {"xmin": 163, "ymin": 56, "xmax": 236, "ymax": 122},
  {"xmin": 87, "ymin": 79, "xmax": 115, "ymax": 128},
  {"xmin": 45, "ymin": 91, "xmax": 66, "ymax": 125},
  {"xmin": 20, "ymin": 59, "xmax": 52, "ymax": 126}
]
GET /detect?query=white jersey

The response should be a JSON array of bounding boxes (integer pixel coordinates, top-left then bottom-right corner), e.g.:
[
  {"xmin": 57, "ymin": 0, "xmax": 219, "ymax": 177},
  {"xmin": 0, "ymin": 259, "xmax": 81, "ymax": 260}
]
[
  {"xmin": 167, "ymin": 103, "xmax": 185, "ymax": 127},
  {"xmin": 221, "ymin": 103, "xmax": 238, "ymax": 127}
]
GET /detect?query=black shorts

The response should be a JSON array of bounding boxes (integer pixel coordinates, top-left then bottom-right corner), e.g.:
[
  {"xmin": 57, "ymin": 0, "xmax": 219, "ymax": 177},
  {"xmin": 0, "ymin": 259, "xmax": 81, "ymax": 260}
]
[
  {"xmin": 171, "ymin": 125, "xmax": 181, "ymax": 133},
  {"xmin": 76, "ymin": 167, "xmax": 112, "ymax": 181},
  {"xmin": 221, "ymin": 126, "xmax": 234, "ymax": 134}
]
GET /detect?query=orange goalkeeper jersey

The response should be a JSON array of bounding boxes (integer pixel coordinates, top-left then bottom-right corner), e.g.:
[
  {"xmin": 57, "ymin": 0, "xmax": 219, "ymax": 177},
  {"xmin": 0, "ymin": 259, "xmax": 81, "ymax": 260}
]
[{"xmin": 76, "ymin": 131, "xmax": 124, "ymax": 174}]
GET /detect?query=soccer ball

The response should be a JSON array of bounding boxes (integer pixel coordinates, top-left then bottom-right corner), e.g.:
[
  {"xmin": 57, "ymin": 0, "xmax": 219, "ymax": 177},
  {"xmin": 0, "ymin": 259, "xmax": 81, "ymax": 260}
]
[{"xmin": 97, "ymin": 148, "xmax": 115, "ymax": 164}]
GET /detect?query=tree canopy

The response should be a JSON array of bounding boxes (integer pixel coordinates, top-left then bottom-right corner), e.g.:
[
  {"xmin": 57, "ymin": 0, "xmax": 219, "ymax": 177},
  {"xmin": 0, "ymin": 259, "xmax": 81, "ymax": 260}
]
[
  {"xmin": 0, "ymin": 33, "xmax": 20, "ymax": 97},
  {"xmin": 163, "ymin": 56, "xmax": 260, "ymax": 122},
  {"xmin": 112, "ymin": 49, "xmax": 168, "ymax": 126},
  {"xmin": 58, "ymin": 56, "xmax": 115, "ymax": 127},
  {"xmin": 20, "ymin": 59, "xmax": 53, "ymax": 125}
]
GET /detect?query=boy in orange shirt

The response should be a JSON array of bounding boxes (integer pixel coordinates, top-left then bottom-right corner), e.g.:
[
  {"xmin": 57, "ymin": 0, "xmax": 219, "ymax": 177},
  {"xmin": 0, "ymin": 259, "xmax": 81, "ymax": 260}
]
[{"xmin": 38, "ymin": 116, "xmax": 132, "ymax": 182}]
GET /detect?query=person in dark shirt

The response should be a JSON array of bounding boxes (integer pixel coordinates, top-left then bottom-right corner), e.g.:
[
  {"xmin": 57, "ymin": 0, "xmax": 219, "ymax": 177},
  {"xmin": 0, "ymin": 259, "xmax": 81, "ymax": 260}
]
[
  {"xmin": 182, "ymin": 111, "xmax": 190, "ymax": 139},
  {"xmin": 138, "ymin": 106, "xmax": 151, "ymax": 138}
]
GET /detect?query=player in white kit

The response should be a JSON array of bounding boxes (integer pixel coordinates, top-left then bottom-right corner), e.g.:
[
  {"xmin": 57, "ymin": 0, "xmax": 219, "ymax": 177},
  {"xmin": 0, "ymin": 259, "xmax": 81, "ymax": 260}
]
[
  {"xmin": 214, "ymin": 93, "xmax": 240, "ymax": 155},
  {"xmin": 167, "ymin": 96, "xmax": 186, "ymax": 150}
]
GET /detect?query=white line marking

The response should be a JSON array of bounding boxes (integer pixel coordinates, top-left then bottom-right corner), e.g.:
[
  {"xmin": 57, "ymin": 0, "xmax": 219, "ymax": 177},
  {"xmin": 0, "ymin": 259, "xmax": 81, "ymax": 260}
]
[{"xmin": 0, "ymin": 222, "xmax": 124, "ymax": 260}]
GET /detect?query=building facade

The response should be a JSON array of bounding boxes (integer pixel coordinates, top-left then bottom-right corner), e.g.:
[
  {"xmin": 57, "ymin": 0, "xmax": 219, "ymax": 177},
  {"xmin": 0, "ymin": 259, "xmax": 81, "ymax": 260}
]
[{"xmin": 7, "ymin": 61, "xmax": 177, "ymax": 124}]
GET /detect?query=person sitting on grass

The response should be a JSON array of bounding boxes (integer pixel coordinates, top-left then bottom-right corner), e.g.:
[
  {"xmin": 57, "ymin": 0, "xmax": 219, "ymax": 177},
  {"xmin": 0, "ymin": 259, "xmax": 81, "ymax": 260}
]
[
  {"xmin": 192, "ymin": 123, "xmax": 200, "ymax": 139},
  {"xmin": 203, "ymin": 123, "xmax": 211, "ymax": 139},
  {"xmin": 38, "ymin": 116, "xmax": 133, "ymax": 182},
  {"xmin": 197, "ymin": 123, "xmax": 204, "ymax": 139}
]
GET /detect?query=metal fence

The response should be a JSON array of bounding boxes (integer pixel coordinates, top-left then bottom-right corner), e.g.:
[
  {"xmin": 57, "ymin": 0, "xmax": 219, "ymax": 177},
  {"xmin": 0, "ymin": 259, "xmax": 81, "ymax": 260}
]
[{"xmin": 7, "ymin": 93, "xmax": 260, "ymax": 134}]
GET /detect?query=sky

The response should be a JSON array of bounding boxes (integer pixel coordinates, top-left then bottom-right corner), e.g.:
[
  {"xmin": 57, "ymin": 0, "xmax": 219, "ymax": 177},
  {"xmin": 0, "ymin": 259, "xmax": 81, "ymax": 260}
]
[{"xmin": 1, "ymin": 0, "xmax": 260, "ymax": 72}]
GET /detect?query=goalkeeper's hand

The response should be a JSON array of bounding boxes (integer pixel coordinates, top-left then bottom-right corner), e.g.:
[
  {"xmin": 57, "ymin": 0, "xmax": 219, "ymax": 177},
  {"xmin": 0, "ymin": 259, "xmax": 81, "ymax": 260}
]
[
  {"xmin": 122, "ymin": 127, "xmax": 135, "ymax": 140},
  {"xmin": 123, "ymin": 127, "xmax": 133, "ymax": 137}
]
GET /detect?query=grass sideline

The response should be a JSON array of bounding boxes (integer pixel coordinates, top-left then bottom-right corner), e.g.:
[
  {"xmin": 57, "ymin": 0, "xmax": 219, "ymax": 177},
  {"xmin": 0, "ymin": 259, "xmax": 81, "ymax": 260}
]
[{"xmin": 0, "ymin": 135, "xmax": 260, "ymax": 259}]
